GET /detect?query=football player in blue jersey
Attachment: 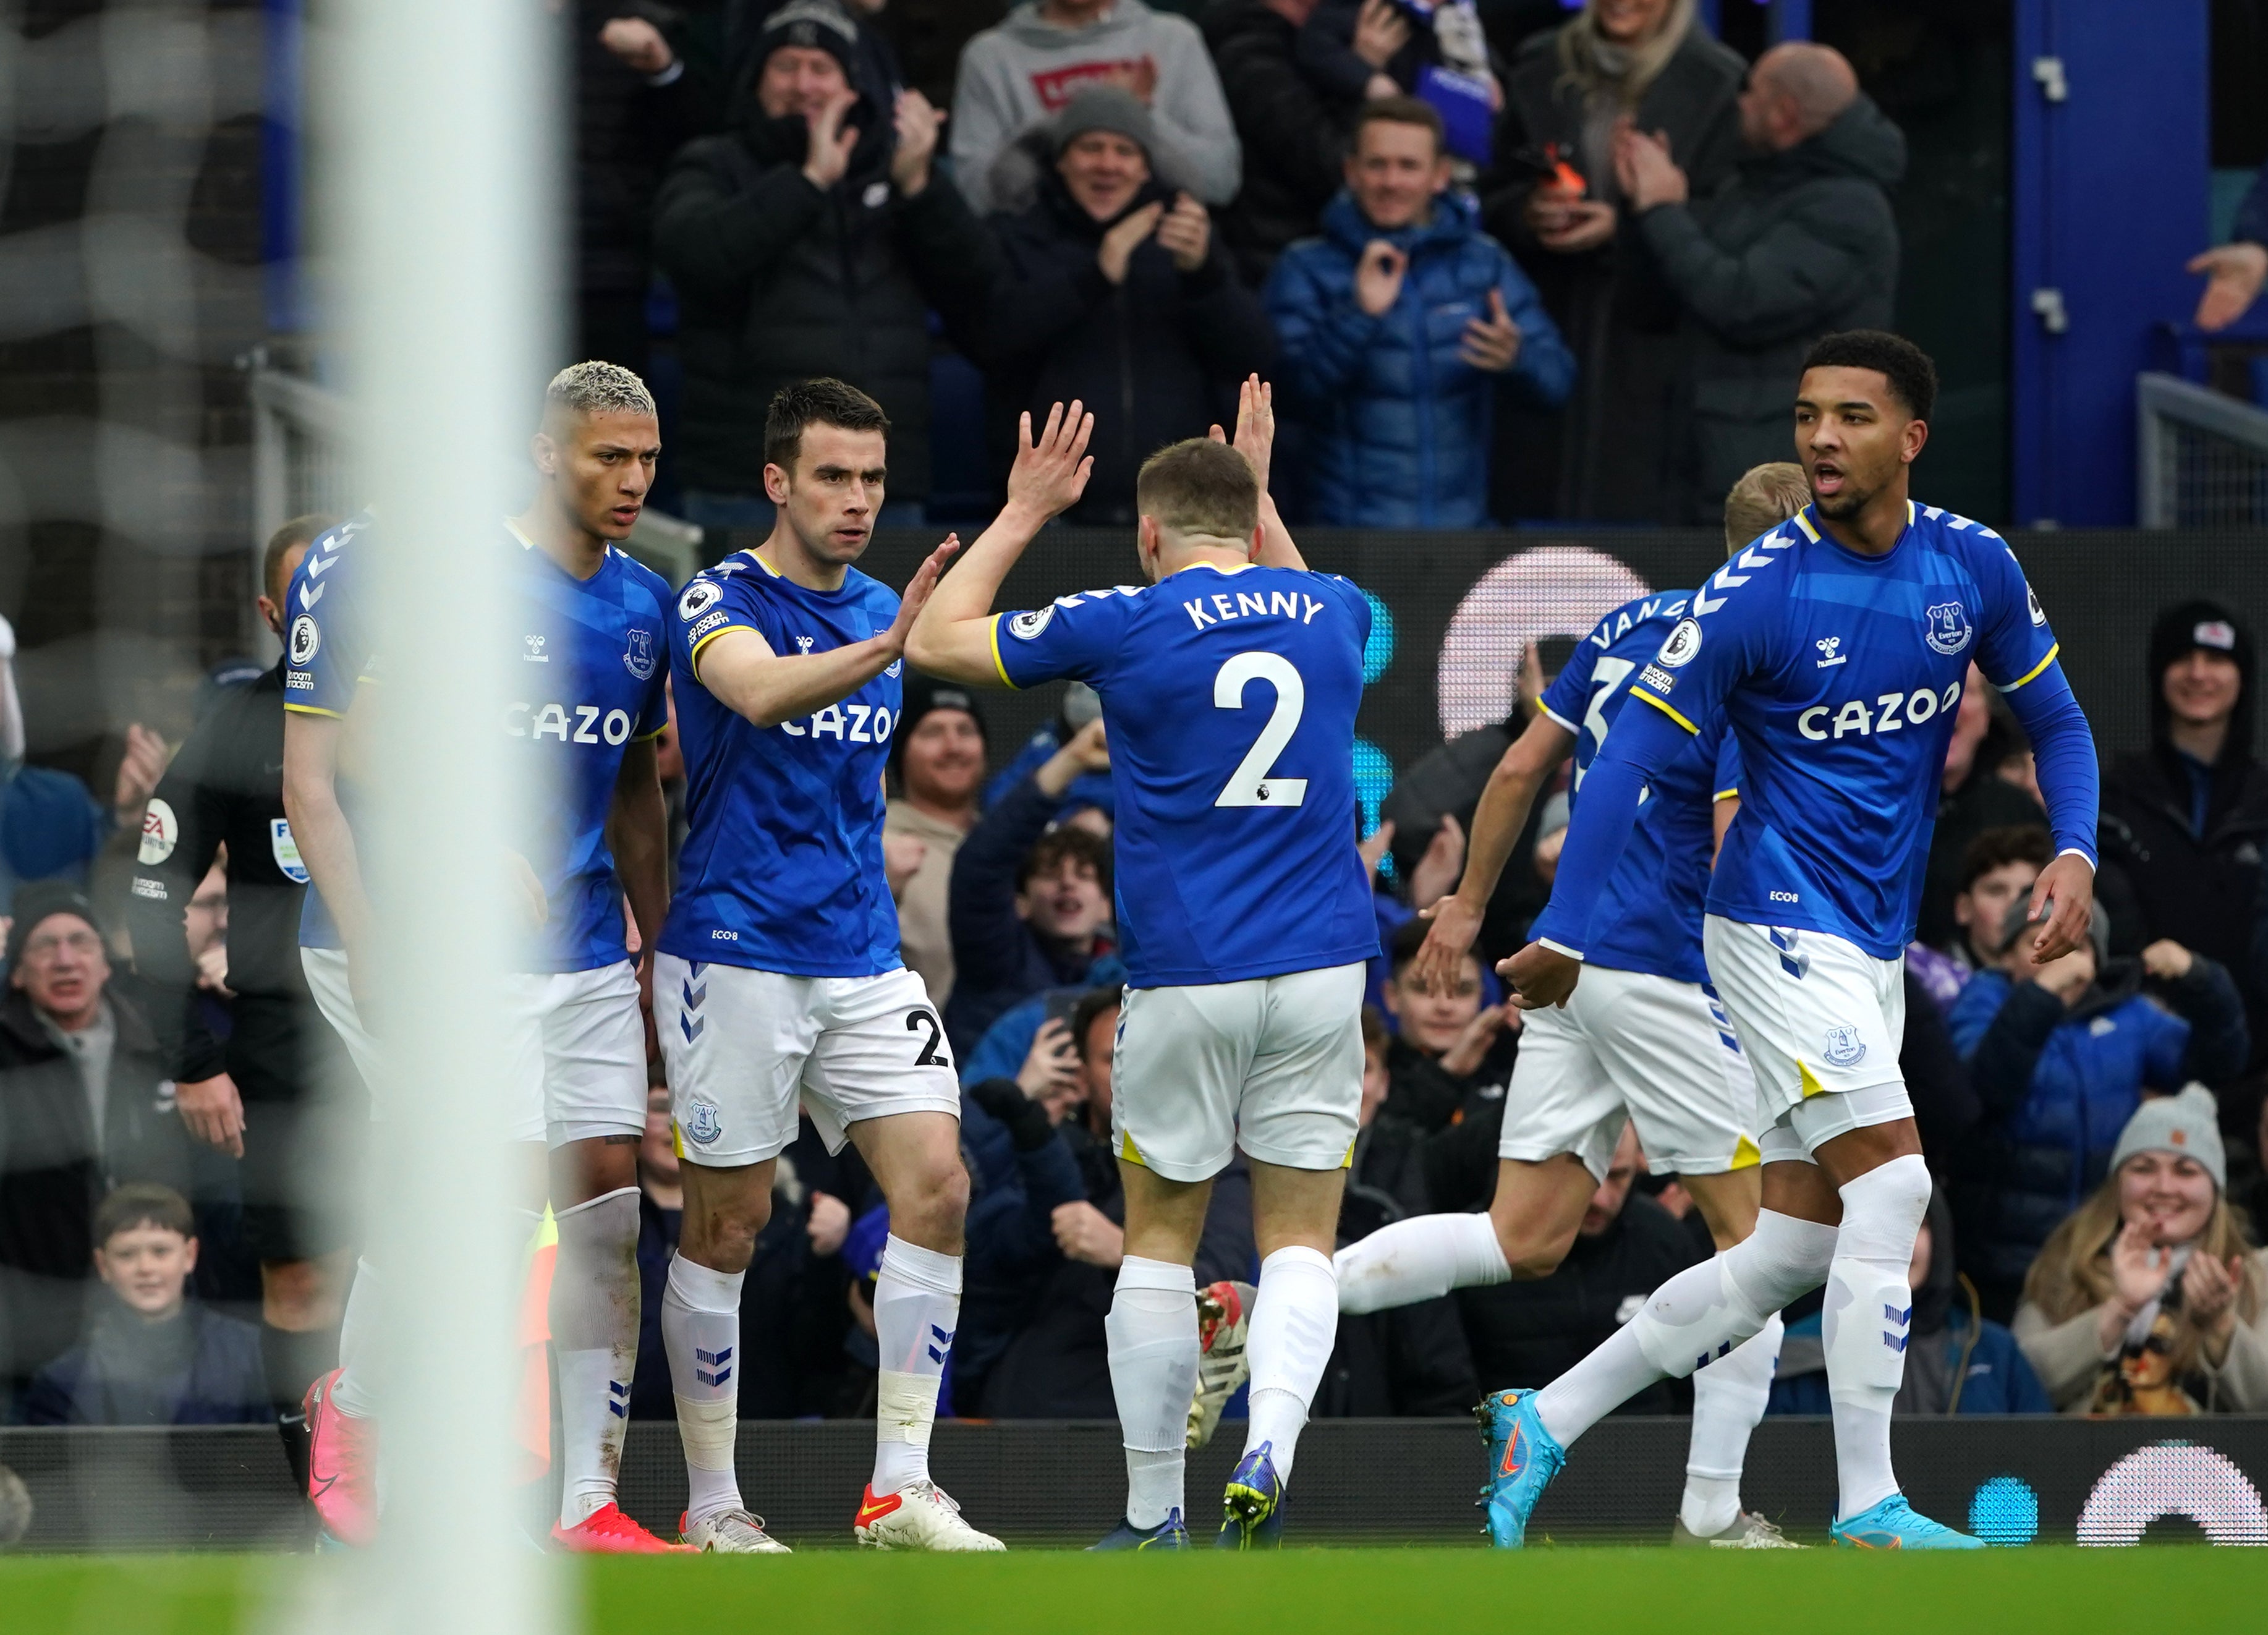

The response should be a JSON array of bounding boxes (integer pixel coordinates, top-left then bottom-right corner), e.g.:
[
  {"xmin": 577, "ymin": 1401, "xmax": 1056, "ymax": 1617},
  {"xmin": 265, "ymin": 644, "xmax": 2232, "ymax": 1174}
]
[
  {"xmin": 1332, "ymin": 464, "xmax": 1814, "ymax": 1550},
  {"xmin": 909, "ymin": 378, "xmax": 1377, "ymax": 1550},
  {"xmin": 651, "ymin": 378, "xmax": 1001, "ymax": 1553},
  {"xmin": 281, "ymin": 363, "xmax": 683, "ymax": 1552},
  {"xmin": 1476, "ymin": 331, "xmax": 2101, "ymax": 1550}
]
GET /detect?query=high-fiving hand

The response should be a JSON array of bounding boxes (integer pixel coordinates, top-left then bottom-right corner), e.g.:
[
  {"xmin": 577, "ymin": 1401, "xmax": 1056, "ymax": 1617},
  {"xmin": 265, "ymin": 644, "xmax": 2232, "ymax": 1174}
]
[
  {"xmin": 1207, "ymin": 374, "xmax": 1276, "ymax": 492},
  {"xmin": 1006, "ymin": 399, "xmax": 1097, "ymax": 521}
]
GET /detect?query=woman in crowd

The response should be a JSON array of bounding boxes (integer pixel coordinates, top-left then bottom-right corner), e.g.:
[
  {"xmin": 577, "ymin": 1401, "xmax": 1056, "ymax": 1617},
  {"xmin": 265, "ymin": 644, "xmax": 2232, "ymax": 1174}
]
[
  {"xmin": 1480, "ymin": 0, "xmax": 1744, "ymax": 520},
  {"xmin": 2013, "ymin": 1087, "xmax": 2268, "ymax": 1414}
]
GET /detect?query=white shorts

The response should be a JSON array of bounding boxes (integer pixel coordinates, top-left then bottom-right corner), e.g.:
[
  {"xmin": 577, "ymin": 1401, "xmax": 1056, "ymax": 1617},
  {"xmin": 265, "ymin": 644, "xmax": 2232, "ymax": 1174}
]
[
  {"xmin": 653, "ymin": 955, "xmax": 961, "ymax": 1167},
  {"xmin": 1701, "ymin": 916, "xmax": 1915, "ymax": 1165},
  {"xmin": 1499, "ymin": 964, "xmax": 1759, "ymax": 1180},
  {"xmin": 1111, "ymin": 962, "xmax": 1366, "ymax": 1184},
  {"xmin": 301, "ymin": 948, "xmax": 645, "ymax": 1149}
]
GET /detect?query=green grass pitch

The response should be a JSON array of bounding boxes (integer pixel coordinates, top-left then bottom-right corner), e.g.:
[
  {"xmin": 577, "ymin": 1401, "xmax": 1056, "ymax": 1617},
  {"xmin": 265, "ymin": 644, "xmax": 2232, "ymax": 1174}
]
[{"xmin": 6, "ymin": 1547, "xmax": 2268, "ymax": 1634}]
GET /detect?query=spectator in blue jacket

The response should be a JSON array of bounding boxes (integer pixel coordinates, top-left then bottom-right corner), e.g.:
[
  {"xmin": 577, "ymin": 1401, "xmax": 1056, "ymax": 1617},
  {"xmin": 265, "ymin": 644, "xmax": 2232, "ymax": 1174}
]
[
  {"xmin": 943, "ymin": 716, "xmax": 1115, "ymax": 1053},
  {"xmin": 1948, "ymin": 898, "xmax": 2250, "ymax": 1321},
  {"xmin": 1770, "ymin": 1187, "xmax": 2050, "ymax": 1416},
  {"xmin": 23, "ymin": 1183, "xmax": 268, "ymax": 1427},
  {"xmin": 1264, "ymin": 96, "xmax": 1573, "ymax": 526}
]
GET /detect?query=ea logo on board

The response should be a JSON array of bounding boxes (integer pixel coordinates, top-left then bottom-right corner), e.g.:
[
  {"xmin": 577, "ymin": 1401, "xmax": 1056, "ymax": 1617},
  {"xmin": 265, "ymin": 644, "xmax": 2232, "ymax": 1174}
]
[
  {"xmin": 288, "ymin": 614, "xmax": 320, "ymax": 668},
  {"xmin": 1924, "ymin": 601, "xmax": 1973, "ymax": 656},
  {"xmin": 1655, "ymin": 618, "xmax": 1703, "ymax": 668}
]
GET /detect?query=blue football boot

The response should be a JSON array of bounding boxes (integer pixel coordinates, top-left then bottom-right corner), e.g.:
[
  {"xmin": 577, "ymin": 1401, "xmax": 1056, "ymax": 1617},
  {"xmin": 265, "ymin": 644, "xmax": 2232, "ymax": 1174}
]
[
  {"xmin": 1829, "ymin": 1494, "xmax": 1986, "ymax": 1550},
  {"xmin": 1090, "ymin": 1508, "xmax": 1191, "ymax": 1551},
  {"xmin": 1216, "ymin": 1443, "xmax": 1285, "ymax": 1549},
  {"xmin": 1474, "ymin": 1388, "xmax": 1565, "ymax": 1548}
]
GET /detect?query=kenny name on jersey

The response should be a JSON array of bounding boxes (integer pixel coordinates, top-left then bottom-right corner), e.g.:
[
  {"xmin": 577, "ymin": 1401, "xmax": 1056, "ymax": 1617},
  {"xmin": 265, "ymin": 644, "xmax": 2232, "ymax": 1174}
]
[{"xmin": 987, "ymin": 563, "xmax": 1377, "ymax": 988}]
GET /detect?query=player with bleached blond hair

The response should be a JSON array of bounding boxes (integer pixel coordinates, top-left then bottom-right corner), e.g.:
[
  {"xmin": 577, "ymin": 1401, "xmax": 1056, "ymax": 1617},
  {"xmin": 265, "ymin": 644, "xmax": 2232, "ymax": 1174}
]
[{"xmin": 286, "ymin": 360, "xmax": 681, "ymax": 1552}]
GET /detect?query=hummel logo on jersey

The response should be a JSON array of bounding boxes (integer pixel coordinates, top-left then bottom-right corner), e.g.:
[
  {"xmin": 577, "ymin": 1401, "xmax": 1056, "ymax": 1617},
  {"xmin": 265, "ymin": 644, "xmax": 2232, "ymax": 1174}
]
[
  {"xmin": 1690, "ymin": 540, "xmax": 1788, "ymax": 615},
  {"xmin": 1882, "ymin": 1303, "xmax": 1913, "ymax": 1354},
  {"xmin": 694, "ymin": 1344, "xmax": 732, "ymax": 1387},
  {"xmin": 927, "ymin": 1322, "xmax": 955, "ymax": 1365},
  {"xmin": 1816, "ymin": 637, "xmax": 1846, "ymax": 668},
  {"xmin": 524, "ymin": 634, "xmax": 548, "ymax": 662},
  {"xmin": 607, "ymin": 1379, "xmax": 630, "ymax": 1420},
  {"xmin": 1924, "ymin": 602, "xmax": 1973, "ymax": 656},
  {"xmin": 795, "ymin": 635, "xmax": 815, "ymax": 654},
  {"xmin": 1798, "ymin": 679, "xmax": 1962, "ymax": 742}
]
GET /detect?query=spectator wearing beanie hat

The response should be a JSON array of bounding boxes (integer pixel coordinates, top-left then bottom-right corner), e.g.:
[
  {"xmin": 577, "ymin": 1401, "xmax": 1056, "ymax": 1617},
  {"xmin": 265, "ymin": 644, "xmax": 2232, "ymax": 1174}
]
[
  {"xmin": 652, "ymin": 0, "xmax": 995, "ymax": 527},
  {"xmin": 886, "ymin": 674, "xmax": 990, "ymax": 1006},
  {"xmin": 2013, "ymin": 1086, "xmax": 2268, "ymax": 1413},
  {"xmin": 2100, "ymin": 601, "xmax": 2268, "ymax": 1071},
  {"xmin": 975, "ymin": 87, "xmax": 1275, "ymax": 525},
  {"xmin": 0, "ymin": 884, "xmax": 198, "ymax": 1402}
]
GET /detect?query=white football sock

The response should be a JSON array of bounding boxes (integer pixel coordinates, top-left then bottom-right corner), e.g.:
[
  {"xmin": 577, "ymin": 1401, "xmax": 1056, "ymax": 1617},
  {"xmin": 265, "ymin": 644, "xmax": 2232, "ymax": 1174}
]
[
  {"xmin": 1334, "ymin": 1212, "xmax": 1508, "ymax": 1316},
  {"xmin": 1241, "ymin": 1245, "xmax": 1338, "ymax": 1487},
  {"xmin": 872, "ymin": 1234, "xmax": 962, "ymax": 1497},
  {"xmin": 1824, "ymin": 1155, "xmax": 1930, "ymax": 1520},
  {"xmin": 1680, "ymin": 1312, "xmax": 1783, "ymax": 1537},
  {"xmin": 1107, "ymin": 1257, "xmax": 1198, "ymax": 1529},
  {"xmin": 1534, "ymin": 1209, "xmax": 1835, "ymax": 1448},
  {"xmin": 551, "ymin": 1187, "xmax": 640, "ymax": 1527},
  {"xmin": 663, "ymin": 1251, "xmax": 745, "ymax": 1525},
  {"xmin": 331, "ymin": 1258, "xmax": 381, "ymax": 1419}
]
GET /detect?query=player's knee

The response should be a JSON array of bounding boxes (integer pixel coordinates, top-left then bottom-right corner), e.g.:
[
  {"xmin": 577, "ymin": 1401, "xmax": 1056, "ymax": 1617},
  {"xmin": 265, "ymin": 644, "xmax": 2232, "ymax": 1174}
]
[
  {"xmin": 1500, "ymin": 1231, "xmax": 1574, "ymax": 1281},
  {"xmin": 893, "ymin": 1155, "xmax": 970, "ymax": 1242},
  {"xmin": 260, "ymin": 1260, "xmax": 338, "ymax": 1331},
  {"xmin": 682, "ymin": 1191, "xmax": 771, "ymax": 1272}
]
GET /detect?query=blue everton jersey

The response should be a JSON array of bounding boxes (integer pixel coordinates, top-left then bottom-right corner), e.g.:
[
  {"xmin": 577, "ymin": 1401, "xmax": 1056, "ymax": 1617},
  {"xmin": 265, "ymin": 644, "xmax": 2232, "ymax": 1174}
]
[
  {"xmin": 283, "ymin": 517, "xmax": 669, "ymax": 969},
  {"xmin": 659, "ymin": 551, "xmax": 906, "ymax": 978},
  {"xmin": 1538, "ymin": 591, "xmax": 1739, "ymax": 986},
  {"xmin": 990, "ymin": 562, "xmax": 1378, "ymax": 988},
  {"xmin": 504, "ymin": 525, "xmax": 671, "ymax": 973},
  {"xmin": 281, "ymin": 512, "xmax": 376, "ymax": 951},
  {"xmin": 1619, "ymin": 502, "xmax": 2078, "ymax": 959}
]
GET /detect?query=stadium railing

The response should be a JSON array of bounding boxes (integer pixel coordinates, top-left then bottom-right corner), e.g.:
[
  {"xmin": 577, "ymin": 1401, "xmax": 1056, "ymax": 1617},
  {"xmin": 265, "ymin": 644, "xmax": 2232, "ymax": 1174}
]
[{"xmin": 2138, "ymin": 371, "xmax": 2268, "ymax": 528}]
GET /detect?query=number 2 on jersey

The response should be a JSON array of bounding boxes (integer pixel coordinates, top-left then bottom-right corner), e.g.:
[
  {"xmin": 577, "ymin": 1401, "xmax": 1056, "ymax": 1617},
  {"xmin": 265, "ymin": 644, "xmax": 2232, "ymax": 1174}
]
[{"xmin": 1213, "ymin": 652, "xmax": 1307, "ymax": 808}]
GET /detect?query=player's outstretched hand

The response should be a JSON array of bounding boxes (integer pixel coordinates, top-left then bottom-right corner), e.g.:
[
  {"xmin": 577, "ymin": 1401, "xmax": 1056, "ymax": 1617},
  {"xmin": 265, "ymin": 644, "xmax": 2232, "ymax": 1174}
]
[
  {"xmin": 885, "ymin": 535, "xmax": 963, "ymax": 653},
  {"xmin": 2023, "ymin": 851, "xmax": 2096, "ymax": 966},
  {"xmin": 1409, "ymin": 894, "xmax": 1480, "ymax": 996},
  {"xmin": 1207, "ymin": 375, "xmax": 1277, "ymax": 495},
  {"xmin": 1499, "ymin": 940, "xmax": 1579, "ymax": 1009},
  {"xmin": 1006, "ymin": 401, "xmax": 1095, "ymax": 522}
]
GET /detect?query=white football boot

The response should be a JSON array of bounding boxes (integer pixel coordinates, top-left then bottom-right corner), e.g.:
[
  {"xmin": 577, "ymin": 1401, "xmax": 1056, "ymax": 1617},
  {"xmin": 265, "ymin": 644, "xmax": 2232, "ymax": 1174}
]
[
  {"xmin": 681, "ymin": 1508, "xmax": 792, "ymax": 1553},
  {"xmin": 853, "ymin": 1480, "xmax": 1006, "ymax": 1551}
]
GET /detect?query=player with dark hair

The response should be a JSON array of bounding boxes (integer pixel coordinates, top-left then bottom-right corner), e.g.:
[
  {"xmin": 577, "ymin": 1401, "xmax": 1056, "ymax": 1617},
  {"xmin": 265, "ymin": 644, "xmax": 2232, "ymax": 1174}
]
[
  {"xmin": 652, "ymin": 376, "xmax": 1000, "ymax": 1552},
  {"xmin": 1332, "ymin": 461, "xmax": 1818, "ymax": 1549},
  {"xmin": 1480, "ymin": 330, "xmax": 2099, "ymax": 1550},
  {"xmin": 911, "ymin": 379, "xmax": 1377, "ymax": 1550},
  {"xmin": 282, "ymin": 362, "xmax": 679, "ymax": 1552}
]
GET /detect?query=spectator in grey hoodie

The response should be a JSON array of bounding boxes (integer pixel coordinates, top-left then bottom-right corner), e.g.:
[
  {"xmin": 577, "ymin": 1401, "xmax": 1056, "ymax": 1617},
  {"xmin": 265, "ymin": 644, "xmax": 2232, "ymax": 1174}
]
[{"xmin": 949, "ymin": 0, "xmax": 1241, "ymax": 214}]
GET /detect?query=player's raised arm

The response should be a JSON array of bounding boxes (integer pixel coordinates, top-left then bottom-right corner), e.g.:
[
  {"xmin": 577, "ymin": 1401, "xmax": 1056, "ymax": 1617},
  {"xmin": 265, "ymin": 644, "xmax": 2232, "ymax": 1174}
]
[
  {"xmin": 1207, "ymin": 375, "xmax": 1305, "ymax": 573},
  {"xmin": 1409, "ymin": 702, "xmax": 1574, "ymax": 997},
  {"xmin": 904, "ymin": 401, "xmax": 1095, "ymax": 686},
  {"xmin": 696, "ymin": 535, "xmax": 961, "ymax": 728}
]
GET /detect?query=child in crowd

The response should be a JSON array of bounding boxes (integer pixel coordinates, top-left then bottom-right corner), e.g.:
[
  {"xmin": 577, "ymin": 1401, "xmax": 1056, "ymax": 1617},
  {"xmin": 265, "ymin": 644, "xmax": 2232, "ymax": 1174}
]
[{"xmin": 23, "ymin": 1183, "xmax": 268, "ymax": 1426}]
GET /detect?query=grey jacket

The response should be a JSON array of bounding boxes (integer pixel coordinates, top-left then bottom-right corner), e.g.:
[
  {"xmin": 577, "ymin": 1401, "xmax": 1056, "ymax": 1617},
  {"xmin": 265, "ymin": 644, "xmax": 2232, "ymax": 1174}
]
[
  {"xmin": 1633, "ymin": 94, "xmax": 1906, "ymax": 518},
  {"xmin": 948, "ymin": 0, "xmax": 1241, "ymax": 213}
]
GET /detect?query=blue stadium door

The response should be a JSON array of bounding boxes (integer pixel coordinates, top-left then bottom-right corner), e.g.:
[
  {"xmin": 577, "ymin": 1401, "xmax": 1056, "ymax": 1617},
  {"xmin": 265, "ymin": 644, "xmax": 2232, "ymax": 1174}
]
[{"xmin": 2010, "ymin": 0, "xmax": 2211, "ymax": 524}]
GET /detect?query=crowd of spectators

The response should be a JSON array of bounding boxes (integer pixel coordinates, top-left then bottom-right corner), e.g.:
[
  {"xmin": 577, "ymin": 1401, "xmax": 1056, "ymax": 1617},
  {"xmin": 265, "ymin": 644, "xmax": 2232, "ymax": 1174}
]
[{"xmin": 571, "ymin": 0, "xmax": 1909, "ymax": 527}]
